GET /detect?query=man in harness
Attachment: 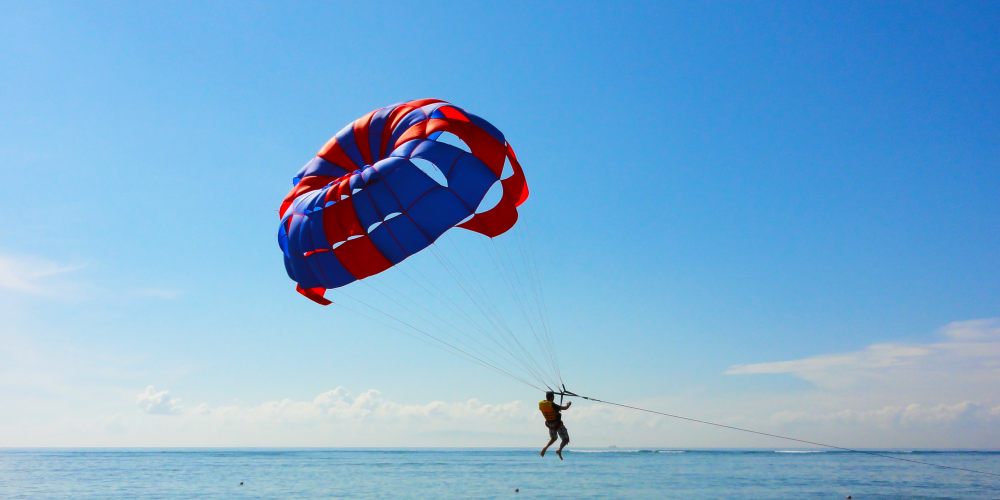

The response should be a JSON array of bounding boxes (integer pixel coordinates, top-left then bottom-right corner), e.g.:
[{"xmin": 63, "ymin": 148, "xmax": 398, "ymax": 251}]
[{"xmin": 539, "ymin": 391, "xmax": 572, "ymax": 459}]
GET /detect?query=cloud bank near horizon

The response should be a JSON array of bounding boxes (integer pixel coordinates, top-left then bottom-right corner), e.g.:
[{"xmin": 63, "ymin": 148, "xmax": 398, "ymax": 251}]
[{"xmin": 2, "ymin": 318, "xmax": 999, "ymax": 448}]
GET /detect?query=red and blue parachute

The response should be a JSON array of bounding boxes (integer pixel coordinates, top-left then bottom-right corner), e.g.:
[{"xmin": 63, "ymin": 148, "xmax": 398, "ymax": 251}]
[{"xmin": 278, "ymin": 99, "xmax": 529, "ymax": 305}]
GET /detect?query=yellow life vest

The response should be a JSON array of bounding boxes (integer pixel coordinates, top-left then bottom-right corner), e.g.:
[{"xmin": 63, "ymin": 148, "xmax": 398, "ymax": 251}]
[{"xmin": 539, "ymin": 400, "xmax": 561, "ymax": 422}]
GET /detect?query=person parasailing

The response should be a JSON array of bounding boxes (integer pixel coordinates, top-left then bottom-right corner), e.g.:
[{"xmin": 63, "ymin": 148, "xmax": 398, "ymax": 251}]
[{"xmin": 539, "ymin": 390, "xmax": 571, "ymax": 459}]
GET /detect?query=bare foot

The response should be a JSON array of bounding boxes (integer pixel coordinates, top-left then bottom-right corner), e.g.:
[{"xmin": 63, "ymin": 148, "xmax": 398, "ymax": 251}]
[
  {"xmin": 540, "ymin": 449, "xmax": 546, "ymax": 457},
  {"xmin": 556, "ymin": 449, "xmax": 563, "ymax": 460}
]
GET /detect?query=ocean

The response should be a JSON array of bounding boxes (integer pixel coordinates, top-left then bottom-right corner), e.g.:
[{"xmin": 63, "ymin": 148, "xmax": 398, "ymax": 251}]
[{"xmin": 1, "ymin": 448, "xmax": 998, "ymax": 499}]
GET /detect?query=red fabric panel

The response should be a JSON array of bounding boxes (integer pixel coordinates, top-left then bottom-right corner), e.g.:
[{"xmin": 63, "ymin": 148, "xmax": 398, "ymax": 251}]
[
  {"xmin": 424, "ymin": 118, "xmax": 506, "ymax": 176},
  {"xmin": 318, "ymin": 142, "xmax": 358, "ymax": 170},
  {"xmin": 391, "ymin": 121, "xmax": 430, "ymax": 151},
  {"xmin": 333, "ymin": 235, "xmax": 392, "ymax": 280},
  {"xmin": 467, "ymin": 126, "xmax": 507, "ymax": 176},
  {"xmin": 303, "ymin": 249, "xmax": 330, "ymax": 258},
  {"xmin": 506, "ymin": 145, "xmax": 530, "ymax": 206},
  {"xmin": 322, "ymin": 195, "xmax": 365, "ymax": 245},
  {"xmin": 438, "ymin": 105, "xmax": 469, "ymax": 121},
  {"xmin": 279, "ymin": 175, "xmax": 336, "ymax": 219},
  {"xmin": 407, "ymin": 98, "xmax": 446, "ymax": 108},
  {"xmin": 379, "ymin": 105, "xmax": 415, "ymax": 159},
  {"xmin": 387, "ymin": 106, "xmax": 416, "ymax": 132},
  {"xmin": 458, "ymin": 143, "xmax": 528, "ymax": 238},
  {"xmin": 296, "ymin": 284, "xmax": 332, "ymax": 306},
  {"xmin": 353, "ymin": 110, "xmax": 376, "ymax": 166}
]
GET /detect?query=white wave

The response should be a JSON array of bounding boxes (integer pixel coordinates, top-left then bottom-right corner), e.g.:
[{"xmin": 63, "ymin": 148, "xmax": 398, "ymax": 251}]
[
  {"xmin": 570, "ymin": 449, "xmax": 684, "ymax": 453},
  {"xmin": 571, "ymin": 450, "xmax": 641, "ymax": 453}
]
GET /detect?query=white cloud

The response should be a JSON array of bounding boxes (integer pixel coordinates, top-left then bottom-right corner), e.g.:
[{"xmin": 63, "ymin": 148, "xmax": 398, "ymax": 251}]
[
  {"xmin": 0, "ymin": 254, "xmax": 83, "ymax": 294},
  {"xmin": 769, "ymin": 401, "xmax": 1000, "ymax": 427},
  {"xmin": 80, "ymin": 387, "xmax": 674, "ymax": 447},
  {"xmin": 717, "ymin": 318, "xmax": 1000, "ymax": 447},
  {"xmin": 939, "ymin": 318, "xmax": 1000, "ymax": 340},
  {"xmin": 725, "ymin": 318, "xmax": 1000, "ymax": 391},
  {"xmin": 137, "ymin": 386, "xmax": 182, "ymax": 415},
  {"xmin": 197, "ymin": 387, "xmax": 533, "ymax": 429}
]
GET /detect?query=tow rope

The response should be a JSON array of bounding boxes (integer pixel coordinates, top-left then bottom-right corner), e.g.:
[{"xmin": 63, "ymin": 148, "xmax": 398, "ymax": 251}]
[{"xmin": 564, "ymin": 392, "xmax": 1000, "ymax": 478}]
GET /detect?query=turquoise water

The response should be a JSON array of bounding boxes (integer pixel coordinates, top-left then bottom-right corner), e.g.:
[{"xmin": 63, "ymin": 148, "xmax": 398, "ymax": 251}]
[{"xmin": 1, "ymin": 449, "xmax": 998, "ymax": 499}]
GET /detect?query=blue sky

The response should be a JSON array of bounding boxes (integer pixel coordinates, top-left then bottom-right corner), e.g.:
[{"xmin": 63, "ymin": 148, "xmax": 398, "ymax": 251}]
[{"xmin": 1, "ymin": 1, "xmax": 999, "ymax": 447}]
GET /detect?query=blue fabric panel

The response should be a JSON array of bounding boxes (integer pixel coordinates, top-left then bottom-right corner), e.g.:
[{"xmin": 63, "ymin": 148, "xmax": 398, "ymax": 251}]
[
  {"xmin": 364, "ymin": 179, "xmax": 403, "ymax": 220},
  {"xmin": 295, "ymin": 213, "xmax": 318, "ymax": 255},
  {"xmin": 465, "ymin": 112, "xmax": 505, "ymax": 143},
  {"xmin": 301, "ymin": 223, "xmax": 332, "ymax": 287},
  {"xmin": 310, "ymin": 185, "xmax": 331, "ymax": 212},
  {"xmin": 304, "ymin": 186, "xmax": 330, "ymax": 214},
  {"xmin": 367, "ymin": 133, "xmax": 383, "ymax": 163},
  {"xmin": 299, "ymin": 209, "xmax": 335, "ymax": 287},
  {"xmin": 334, "ymin": 122, "xmax": 356, "ymax": 146},
  {"xmin": 428, "ymin": 131, "xmax": 443, "ymax": 140},
  {"xmin": 371, "ymin": 156, "xmax": 408, "ymax": 177},
  {"xmin": 341, "ymin": 142, "xmax": 365, "ymax": 168},
  {"xmin": 384, "ymin": 214, "xmax": 432, "ymax": 256},
  {"xmin": 419, "ymin": 102, "xmax": 447, "ymax": 116},
  {"xmin": 369, "ymin": 105, "xmax": 397, "ymax": 161},
  {"xmin": 348, "ymin": 173, "xmax": 365, "ymax": 191},
  {"xmin": 285, "ymin": 214, "xmax": 322, "ymax": 288},
  {"xmin": 429, "ymin": 109, "xmax": 447, "ymax": 119},
  {"xmin": 291, "ymin": 189, "xmax": 324, "ymax": 216},
  {"xmin": 385, "ymin": 109, "xmax": 428, "ymax": 157},
  {"xmin": 277, "ymin": 220, "xmax": 290, "ymax": 257},
  {"xmin": 381, "ymin": 161, "xmax": 440, "ymax": 210},
  {"xmin": 302, "ymin": 209, "xmax": 330, "ymax": 252},
  {"xmin": 333, "ymin": 125, "xmax": 366, "ymax": 168},
  {"xmin": 345, "ymin": 147, "xmax": 367, "ymax": 169},
  {"xmin": 283, "ymin": 253, "xmax": 295, "ymax": 281},
  {"xmin": 361, "ymin": 165, "xmax": 379, "ymax": 185},
  {"xmin": 406, "ymin": 187, "xmax": 473, "ymax": 241},
  {"xmin": 298, "ymin": 157, "xmax": 351, "ymax": 180},
  {"xmin": 446, "ymin": 154, "xmax": 498, "ymax": 209},
  {"xmin": 411, "ymin": 141, "xmax": 465, "ymax": 177},
  {"xmin": 389, "ymin": 139, "xmax": 422, "ymax": 159},
  {"xmin": 350, "ymin": 188, "xmax": 382, "ymax": 230},
  {"xmin": 370, "ymin": 106, "xmax": 395, "ymax": 131},
  {"xmin": 367, "ymin": 224, "xmax": 407, "ymax": 265},
  {"xmin": 310, "ymin": 250, "xmax": 356, "ymax": 288}
]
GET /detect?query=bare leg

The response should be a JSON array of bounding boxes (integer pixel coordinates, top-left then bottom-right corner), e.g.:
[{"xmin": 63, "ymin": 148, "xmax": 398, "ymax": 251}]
[
  {"xmin": 541, "ymin": 437, "xmax": 556, "ymax": 457},
  {"xmin": 556, "ymin": 437, "xmax": 569, "ymax": 460}
]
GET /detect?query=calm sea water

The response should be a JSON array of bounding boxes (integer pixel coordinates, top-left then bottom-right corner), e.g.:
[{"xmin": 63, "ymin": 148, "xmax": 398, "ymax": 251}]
[{"xmin": 1, "ymin": 448, "xmax": 998, "ymax": 499}]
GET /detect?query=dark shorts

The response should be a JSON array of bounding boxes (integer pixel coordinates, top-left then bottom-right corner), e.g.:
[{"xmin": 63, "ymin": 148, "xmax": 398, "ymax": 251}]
[{"xmin": 547, "ymin": 422, "xmax": 569, "ymax": 442}]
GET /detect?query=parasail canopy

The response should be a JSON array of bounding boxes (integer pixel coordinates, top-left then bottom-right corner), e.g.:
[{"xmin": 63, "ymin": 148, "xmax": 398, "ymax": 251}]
[
  {"xmin": 276, "ymin": 99, "xmax": 562, "ymax": 391},
  {"xmin": 278, "ymin": 99, "xmax": 529, "ymax": 306}
]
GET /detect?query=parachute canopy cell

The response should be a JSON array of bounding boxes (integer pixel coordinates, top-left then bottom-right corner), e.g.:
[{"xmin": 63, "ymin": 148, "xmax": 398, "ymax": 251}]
[{"xmin": 278, "ymin": 99, "xmax": 529, "ymax": 305}]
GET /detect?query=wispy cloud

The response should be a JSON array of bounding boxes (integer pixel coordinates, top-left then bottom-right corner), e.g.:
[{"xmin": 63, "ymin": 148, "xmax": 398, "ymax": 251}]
[
  {"xmin": 0, "ymin": 254, "xmax": 84, "ymax": 294},
  {"xmin": 725, "ymin": 318, "xmax": 1000, "ymax": 390}
]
